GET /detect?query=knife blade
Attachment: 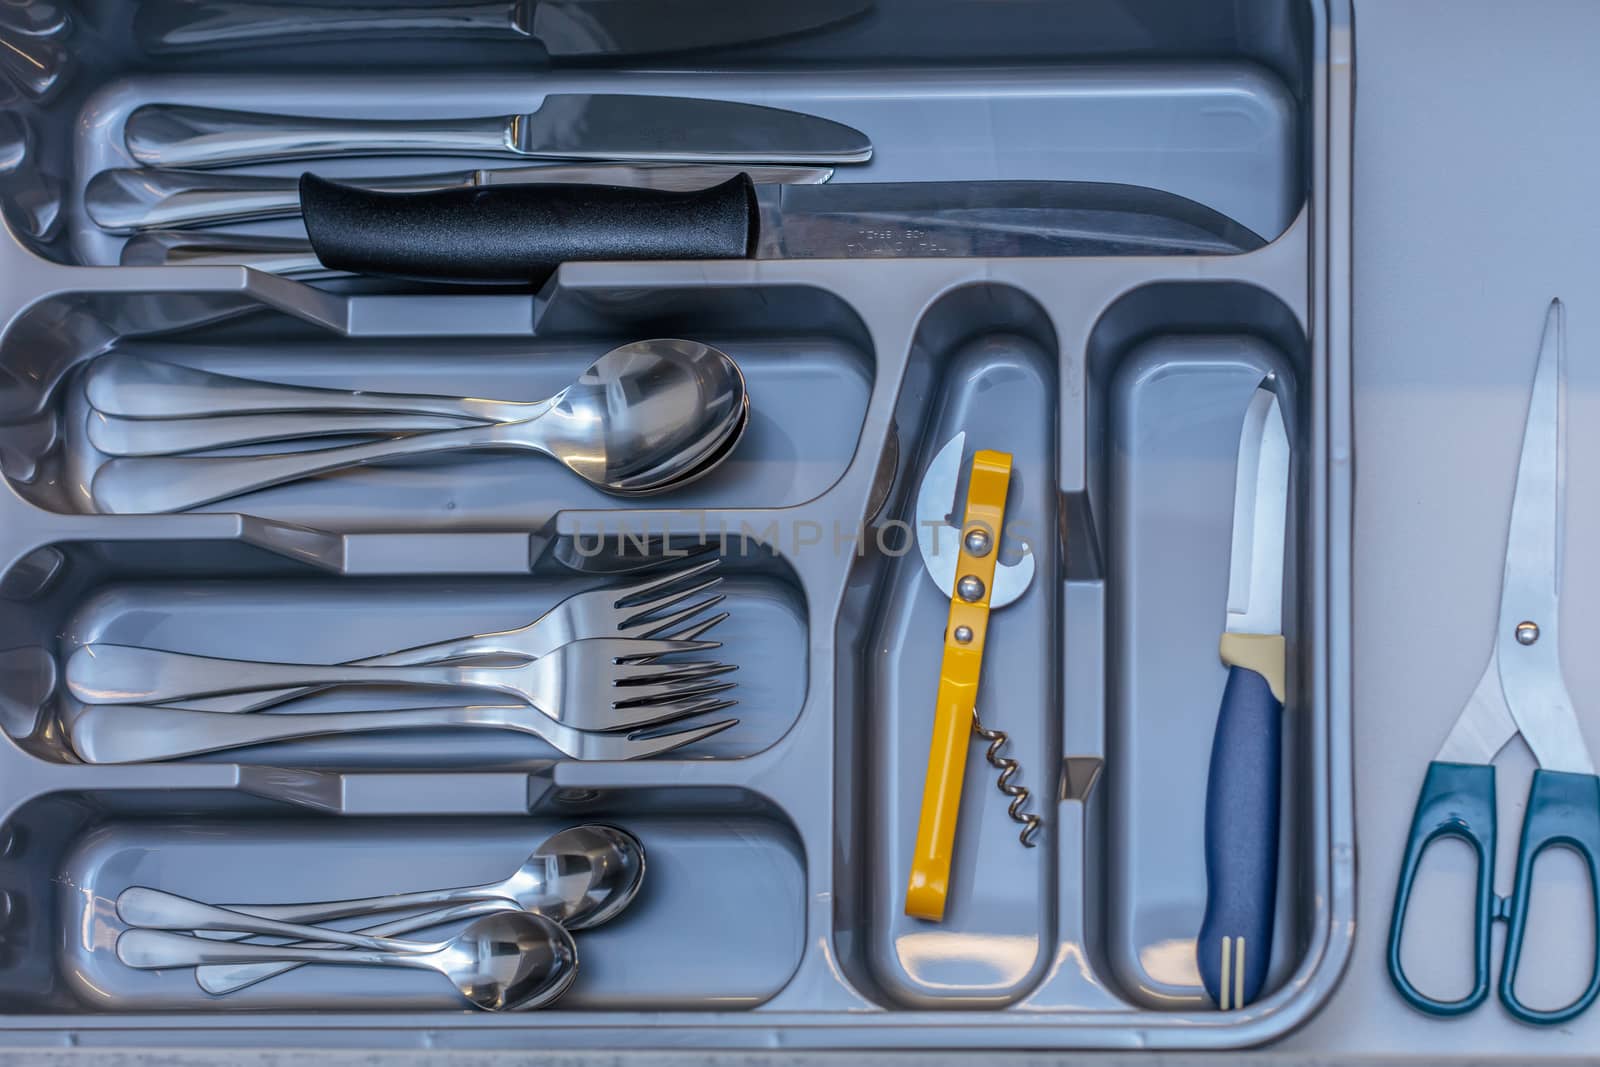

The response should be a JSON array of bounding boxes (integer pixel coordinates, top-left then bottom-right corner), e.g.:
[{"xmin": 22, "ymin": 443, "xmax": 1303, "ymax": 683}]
[
  {"xmin": 123, "ymin": 96, "xmax": 873, "ymax": 169},
  {"xmin": 1197, "ymin": 381, "xmax": 1289, "ymax": 1012},
  {"xmin": 135, "ymin": 0, "xmax": 872, "ymax": 58},
  {"xmin": 86, "ymin": 163, "xmax": 834, "ymax": 234},
  {"xmin": 294, "ymin": 173, "xmax": 1266, "ymax": 283}
]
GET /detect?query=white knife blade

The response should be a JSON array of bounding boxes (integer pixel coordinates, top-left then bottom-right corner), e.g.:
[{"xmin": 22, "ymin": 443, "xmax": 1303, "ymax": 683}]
[{"xmin": 1225, "ymin": 383, "xmax": 1289, "ymax": 637}]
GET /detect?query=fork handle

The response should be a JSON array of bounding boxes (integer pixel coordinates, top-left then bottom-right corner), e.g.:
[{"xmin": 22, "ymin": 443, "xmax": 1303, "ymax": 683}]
[
  {"xmin": 183, "ymin": 629, "xmax": 540, "ymax": 714},
  {"xmin": 69, "ymin": 703, "xmax": 514, "ymax": 763},
  {"xmin": 66, "ymin": 644, "xmax": 490, "ymax": 704}
]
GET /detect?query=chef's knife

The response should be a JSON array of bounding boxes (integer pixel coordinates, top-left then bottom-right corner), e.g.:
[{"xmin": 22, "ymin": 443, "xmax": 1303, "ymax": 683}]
[
  {"xmin": 124, "ymin": 96, "xmax": 873, "ymax": 169},
  {"xmin": 295, "ymin": 173, "xmax": 1266, "ymax": 283},
  {"xmin": 86, "ymin": 162, "xmax": 833, "ymax": 234},
  {"xmin": 135, "ymin": 0, "xmax": 872, "ymax": 58},
  {"xmin": 1198, "ymin": 381, "xmax": 1290, "ymax": 1011}
]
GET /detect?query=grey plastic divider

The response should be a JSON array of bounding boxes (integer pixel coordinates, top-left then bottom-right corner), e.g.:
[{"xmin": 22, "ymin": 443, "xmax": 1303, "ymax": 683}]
[{"xmin": 0, "ymin": 0, "xmax": 1351, "ymax": 1051}]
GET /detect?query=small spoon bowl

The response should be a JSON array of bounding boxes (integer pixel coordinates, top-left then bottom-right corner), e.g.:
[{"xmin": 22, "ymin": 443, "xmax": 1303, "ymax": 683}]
[{"xmin": 529, "ymin": 824, "xmax": 647, "ymax": 930}]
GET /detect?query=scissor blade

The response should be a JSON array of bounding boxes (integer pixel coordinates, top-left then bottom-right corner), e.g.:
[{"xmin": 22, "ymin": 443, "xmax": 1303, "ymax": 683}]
[
  {"xmin": 1436, "ymin": 651, "xmax": 1521, "ymax": 765},
  {"xmin": 1224, "ymin": 384, "xmax": 1289, "ymax": 637},
  {"xmin": 1495, "ymin": 299, "xmax": 1594, "ymax": 775}
]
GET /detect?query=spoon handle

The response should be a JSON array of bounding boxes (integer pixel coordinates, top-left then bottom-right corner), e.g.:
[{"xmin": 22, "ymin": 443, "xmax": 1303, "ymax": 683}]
[
  {"xmin": 195, "ymin": 901, "xmax": 518, "ymax": 995},
  {"xmin": 117, "ymin": 887, "xmax": 442, "ymax": 953},
  {"xmin": 117, "ymin": 928, "xmax": 436, "ymax": 971},
  {"xmin": 89, "ymin": 410, "xmax": 479, "ymax": 457},
  {"xmin": 217, "ymin": 885, "xmax": 509, "ymax": 926},
  {"xmin": 85, "ymin": 353, "xmax": 538, "ymax": 422},
  {"xmin": 90, "ymin": 420, "xmax": 538, "ymax": 513}
]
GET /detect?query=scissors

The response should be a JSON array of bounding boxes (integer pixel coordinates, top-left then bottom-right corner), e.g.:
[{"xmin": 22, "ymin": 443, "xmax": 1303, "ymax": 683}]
[{"xmin": 1388, "ymin": 298, "xmax": 1600, "ymax": 1025}]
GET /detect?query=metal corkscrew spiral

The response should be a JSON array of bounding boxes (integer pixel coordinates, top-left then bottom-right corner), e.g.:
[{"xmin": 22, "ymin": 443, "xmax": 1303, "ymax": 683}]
[{"xmin": 971, "ymin": 710, "xmax": 1040, "ymax": 847}]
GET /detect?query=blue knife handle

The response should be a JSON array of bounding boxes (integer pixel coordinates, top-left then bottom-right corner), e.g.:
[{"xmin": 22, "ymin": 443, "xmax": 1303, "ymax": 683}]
[{"xmin": 1198, "ymin": 664, "xmax": 1282, "ymax": 1009}]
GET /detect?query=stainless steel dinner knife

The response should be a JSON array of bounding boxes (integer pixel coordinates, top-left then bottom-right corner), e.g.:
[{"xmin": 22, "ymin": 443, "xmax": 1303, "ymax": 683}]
[{"xmin": 123, "ymin": 96, "xmax": 873, "ymax": 169}]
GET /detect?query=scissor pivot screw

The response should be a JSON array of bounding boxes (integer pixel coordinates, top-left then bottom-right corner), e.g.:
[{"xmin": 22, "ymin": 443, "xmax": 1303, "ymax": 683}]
[
  {"xmin": 957, "ymin": 575, "xmax": 985, "ymax": 602},
  {"xmin": 1516, "ymin": 621, "xmax": 1540, "ymax": 645},
  {"xmin": 953, "ymin": 625, "xmax": 974, "ymax": 644},
  {"xmin": 964, "ymin": 528, "xmax": 992, "ymax": 556}
]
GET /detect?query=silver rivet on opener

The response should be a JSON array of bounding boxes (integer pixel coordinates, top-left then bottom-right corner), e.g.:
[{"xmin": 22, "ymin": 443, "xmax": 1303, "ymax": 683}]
[
  {"xmin": 1516, "ymin": 621, "xmax": 1540, "ymax": 646},
  {"xmin": 957, "ymin": 575, "xmax": 985, "ymax": 602},
  {"xmin": 953, "ymin": 625, "xmax": 974, "ymax": 644},
  {"xmin": 963, "ymin": 527, "xmax": 992, "ymax": 556}
]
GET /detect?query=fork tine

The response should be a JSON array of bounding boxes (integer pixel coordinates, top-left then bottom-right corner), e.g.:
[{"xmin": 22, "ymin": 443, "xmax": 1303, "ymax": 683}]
[
  {"xmin": 619, "ymin": 577, "xmax": 724, "ymax": 629},
  {"xmin": 615, "ymin": 717, "xmax": 740, "ymax": 759},
  {"xmin": 610, "ymin": 677, "xmax": 738, "ymax": 714},
  {"xmin": 668, "ymin": 611, "xmax": 730, "ymax": 643},
  {"xmin": 608, "ymin": 660, "xmax": 737, "ymax": 686},
  {"xmin": 596, "ymin": 693, "xmax": 741, "ymax": 730},
  {"xmin": 610, "ymin": 556, "xmax": 721, "ymax": 605},
  {"xmin": 641, "ymin": 609, "xmax": 729, "ymax": 645},
  {"xmin": 630, "ymin": 594, "xmax": 727, "ymax": 638},
  {"xmin": 600, "ymin": 638, "xmax": 722, "ymax": 661}
]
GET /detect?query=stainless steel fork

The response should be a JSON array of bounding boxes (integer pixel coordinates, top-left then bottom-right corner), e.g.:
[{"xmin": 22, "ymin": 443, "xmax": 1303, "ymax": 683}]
[
  {"xmin": 68, "ymin": 701, "xmax": 738, "ymax": 764},
  {"xmin": 175, "ymin": 556, "xmax": 728, "ymax": 714},
  {"xmin": 66, "ymin": 637, "xmax": 736, "ymax": 732}
]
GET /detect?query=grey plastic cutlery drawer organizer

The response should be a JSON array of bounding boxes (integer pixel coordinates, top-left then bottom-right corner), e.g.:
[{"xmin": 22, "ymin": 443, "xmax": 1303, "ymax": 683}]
[{"xmin": 0, "ymin": 0, "xmax": 1352, "ymax": 1051}]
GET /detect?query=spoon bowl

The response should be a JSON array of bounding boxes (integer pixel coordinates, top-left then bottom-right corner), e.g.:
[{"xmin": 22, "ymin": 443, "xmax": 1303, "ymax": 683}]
[
  {"xmin": 540, "ymin": 338, "xmax": 748, "ymax": 494},
  {"xmin": 530, "ymin": 824, "xmax": 647, "ymax": 930},
  {"xmin": 433, "ymin": 910, "xmax": 580, "ymax": 1011}
]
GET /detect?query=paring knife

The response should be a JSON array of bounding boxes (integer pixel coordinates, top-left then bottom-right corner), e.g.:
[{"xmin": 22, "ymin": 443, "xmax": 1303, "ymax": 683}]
[
  {"xmin": 284, "ymin": 173, "xmax": 1266, "ymax": 284},
  {"xmin": 87, "ymin": 163, "xmax": 833, "ymax": 234},
  {"xmin": 134, "ymin": 0, "xmax": 872, "ymax": 58},
  {"xmin": 123, "ymin": 96, "xmax": 873, "ymax": 169},
  {"xmin": 1198, "ymin": 380, "xmax": 1290, "ymax": 1011}
]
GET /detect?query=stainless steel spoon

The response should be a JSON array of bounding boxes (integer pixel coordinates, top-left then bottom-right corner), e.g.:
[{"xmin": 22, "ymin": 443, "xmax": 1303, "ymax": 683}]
[
  {"xmin": 89, "ymin": 339, "xmax": 749, "ymax": 512},
  {"xmin": 202, "ymin": 825, "xmax": 645, "ymax": 934},
  {"xmin": 117, "ymin": 911, "xmax": 578, "ymax": 1011}
]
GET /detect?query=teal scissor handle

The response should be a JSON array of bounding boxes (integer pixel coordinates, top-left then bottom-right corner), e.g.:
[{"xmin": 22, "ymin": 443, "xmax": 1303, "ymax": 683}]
[
  {"xmin": 1500, "ymin": 769, "xmax": 1600, "ymax": 1025},
  {"xmin": 1388, "ymin": 760, "xmax": 1497, "ymax": 1017}
]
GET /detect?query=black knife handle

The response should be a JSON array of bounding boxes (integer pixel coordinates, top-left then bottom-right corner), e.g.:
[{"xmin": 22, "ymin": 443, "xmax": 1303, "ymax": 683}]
[{"xmin": 299, "ymin": 172, "xmax": 758, "ymax": 283}]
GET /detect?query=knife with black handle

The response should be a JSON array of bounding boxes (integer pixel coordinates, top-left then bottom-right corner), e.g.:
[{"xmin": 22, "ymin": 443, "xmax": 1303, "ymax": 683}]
[
  {"xmin": 296, "ymin": 172, "xmax": 1266, "ymax": 284},
  {"xmin": 300, "ymin": 172, "xmax": 757, "ymax": 283}
]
